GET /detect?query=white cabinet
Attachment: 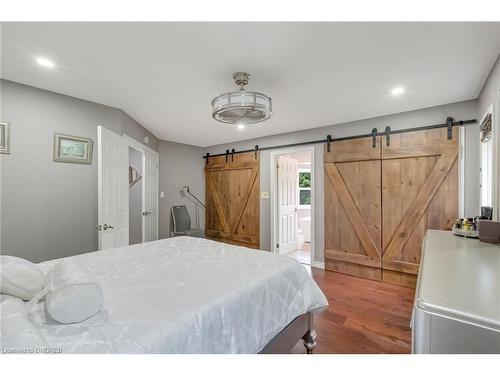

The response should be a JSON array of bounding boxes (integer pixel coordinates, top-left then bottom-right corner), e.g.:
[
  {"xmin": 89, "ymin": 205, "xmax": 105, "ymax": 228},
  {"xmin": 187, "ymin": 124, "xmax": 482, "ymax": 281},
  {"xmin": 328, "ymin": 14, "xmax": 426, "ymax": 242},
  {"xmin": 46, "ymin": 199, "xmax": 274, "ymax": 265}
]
[{"xmin": 412, "ymin": 230, "xmax": 500, "ymax": 353}]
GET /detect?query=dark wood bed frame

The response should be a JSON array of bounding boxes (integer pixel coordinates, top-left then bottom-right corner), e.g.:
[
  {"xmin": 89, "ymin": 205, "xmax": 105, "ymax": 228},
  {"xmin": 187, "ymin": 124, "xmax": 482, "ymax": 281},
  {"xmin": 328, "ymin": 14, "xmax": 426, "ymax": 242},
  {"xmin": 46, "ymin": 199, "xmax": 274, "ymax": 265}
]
[{"xmin": 259, "ymin": 312, "xmax": 317, "ymax": 354}]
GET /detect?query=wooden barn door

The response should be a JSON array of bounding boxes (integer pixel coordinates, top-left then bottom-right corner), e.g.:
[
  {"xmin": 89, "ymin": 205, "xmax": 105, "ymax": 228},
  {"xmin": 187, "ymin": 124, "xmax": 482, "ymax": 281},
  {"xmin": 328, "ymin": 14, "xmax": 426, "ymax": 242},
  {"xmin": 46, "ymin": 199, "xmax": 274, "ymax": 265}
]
[
  {"xmin": 381, "ymin": 127, "xmax": 458, "ymax": 287},
  {"xmin": 205, "ymin": 151, "xmax": 260, "ymax": 249},
  {"xmin": 323, "ymin": 137, "xmax": 383, "ymax": 281},
  {"xmin": 323, "ymin": 126, "xmax": 458, "ymax": 286}
]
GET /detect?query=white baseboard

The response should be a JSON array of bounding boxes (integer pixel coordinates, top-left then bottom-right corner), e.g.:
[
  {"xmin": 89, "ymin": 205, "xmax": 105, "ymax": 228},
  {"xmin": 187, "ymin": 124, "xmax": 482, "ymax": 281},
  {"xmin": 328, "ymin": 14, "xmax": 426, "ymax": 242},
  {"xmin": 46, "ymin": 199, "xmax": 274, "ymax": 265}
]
[{"xmin": 310, "ymin": 260, "xmax": 324, "ymax": 269}]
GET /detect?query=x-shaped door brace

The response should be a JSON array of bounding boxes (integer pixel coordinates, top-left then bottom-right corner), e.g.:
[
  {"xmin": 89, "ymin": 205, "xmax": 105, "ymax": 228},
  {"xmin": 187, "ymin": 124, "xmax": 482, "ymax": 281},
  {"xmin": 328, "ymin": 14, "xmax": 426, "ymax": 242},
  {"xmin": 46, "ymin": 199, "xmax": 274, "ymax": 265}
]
[
  {"xmin": 206, "ymin": 166, "xmax": 259, "ymax": 235},
  {"xmin": 324, "ymin": 148, "xmax": 458, "ymax": 273}
]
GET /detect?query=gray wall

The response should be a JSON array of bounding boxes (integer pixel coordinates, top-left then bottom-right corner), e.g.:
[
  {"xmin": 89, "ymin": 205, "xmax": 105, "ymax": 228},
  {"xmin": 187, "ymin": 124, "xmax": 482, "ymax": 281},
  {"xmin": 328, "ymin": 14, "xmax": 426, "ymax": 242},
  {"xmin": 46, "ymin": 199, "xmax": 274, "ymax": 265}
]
[
  {"xmin": 205, "ymin": 100, "xmax": 479, "ymax": 263},
  {"xmin": 0, "ymin": 80, "xmax": 158, "ymax": 262},
  {"xmin": 478, "ymin": 55, "xmax": 500, "ymax": 219},
  {"xmin": 158, "ymin": 140, "xmax": 205, "ymax": 239},
  {"xmin": 128, "ymin": 147, "xmax": 143, "ymax": 245}
]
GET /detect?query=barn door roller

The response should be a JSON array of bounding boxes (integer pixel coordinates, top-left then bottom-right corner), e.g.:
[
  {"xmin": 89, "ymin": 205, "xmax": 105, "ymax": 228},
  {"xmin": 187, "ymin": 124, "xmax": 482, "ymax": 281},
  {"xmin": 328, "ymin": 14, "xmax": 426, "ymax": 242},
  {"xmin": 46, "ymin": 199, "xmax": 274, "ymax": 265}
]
[
  {"xmin": 371, "ymin": 128, "xmax": 377, "ymax": 148},
  {"xmin": 446, "ymin": 117, "xmax": 454, "ymax": 140}
]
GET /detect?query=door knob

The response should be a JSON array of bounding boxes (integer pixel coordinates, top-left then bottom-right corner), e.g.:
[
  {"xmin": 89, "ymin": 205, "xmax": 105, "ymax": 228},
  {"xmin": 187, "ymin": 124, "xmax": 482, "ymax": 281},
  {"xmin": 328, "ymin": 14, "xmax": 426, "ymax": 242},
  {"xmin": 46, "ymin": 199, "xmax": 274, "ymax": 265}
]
[{"xmin": 103, "ymin": 224, "xmax": 114, "ymax": 230}]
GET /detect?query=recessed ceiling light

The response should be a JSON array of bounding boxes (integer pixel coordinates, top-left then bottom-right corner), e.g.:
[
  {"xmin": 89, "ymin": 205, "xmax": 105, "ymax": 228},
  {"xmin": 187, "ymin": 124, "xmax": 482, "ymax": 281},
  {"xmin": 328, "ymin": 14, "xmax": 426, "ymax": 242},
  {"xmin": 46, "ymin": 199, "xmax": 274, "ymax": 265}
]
[
  {"xmin": 237, "ymin": 124, "xmax": 245, "ymax": 130},
  {"xmin": 391, "ymin": 87, "xmax": 405, "ymax": 96},
  {"xmin": 36, "ymin": 57, "xmax": 55, "ymax": 68}
]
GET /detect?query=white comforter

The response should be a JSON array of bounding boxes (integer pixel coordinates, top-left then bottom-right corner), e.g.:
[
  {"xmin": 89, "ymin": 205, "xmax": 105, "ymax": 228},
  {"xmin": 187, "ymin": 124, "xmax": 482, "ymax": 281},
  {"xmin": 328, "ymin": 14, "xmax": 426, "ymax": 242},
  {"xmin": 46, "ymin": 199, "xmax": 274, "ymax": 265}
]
[{"xmin": 1, "ymin": 237, "xmax": 327, "ymax": 353}]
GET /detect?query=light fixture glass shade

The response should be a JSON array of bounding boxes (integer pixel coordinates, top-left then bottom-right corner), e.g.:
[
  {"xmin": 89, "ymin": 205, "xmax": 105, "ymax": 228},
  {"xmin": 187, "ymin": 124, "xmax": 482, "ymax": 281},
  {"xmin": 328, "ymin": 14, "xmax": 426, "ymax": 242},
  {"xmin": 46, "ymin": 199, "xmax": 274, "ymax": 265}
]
[{"xmin": 212, "ymin": 72, "xmax": 272, "ymax": 125}]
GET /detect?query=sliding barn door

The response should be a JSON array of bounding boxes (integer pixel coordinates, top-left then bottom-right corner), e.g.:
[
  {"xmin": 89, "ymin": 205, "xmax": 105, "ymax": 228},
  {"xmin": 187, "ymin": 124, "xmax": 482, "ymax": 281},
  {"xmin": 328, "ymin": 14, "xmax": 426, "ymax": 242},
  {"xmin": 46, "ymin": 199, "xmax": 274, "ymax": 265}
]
[
  {"xmin": 323, "ymin": 127, "xmax": 458, "ymax": 286},
  {"xmin": 205, "ymin": 151, "xmax": 260, "ymax": 249},
  {"xmin": 323, "ymin": 137, "xmax": 383, "ymax": 280},
  {"xmin": 381, "ymin": 127, "xmax": 458, "ymax": 287}
]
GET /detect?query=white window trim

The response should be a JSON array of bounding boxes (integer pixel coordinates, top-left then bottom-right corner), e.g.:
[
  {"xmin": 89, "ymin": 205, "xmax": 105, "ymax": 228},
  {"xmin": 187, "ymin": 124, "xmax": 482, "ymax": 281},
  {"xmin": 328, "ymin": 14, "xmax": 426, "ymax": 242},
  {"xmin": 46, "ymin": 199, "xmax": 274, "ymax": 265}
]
[{"xmin": 479, "ymin": 105, "xmax": 494, "ymax": 210}]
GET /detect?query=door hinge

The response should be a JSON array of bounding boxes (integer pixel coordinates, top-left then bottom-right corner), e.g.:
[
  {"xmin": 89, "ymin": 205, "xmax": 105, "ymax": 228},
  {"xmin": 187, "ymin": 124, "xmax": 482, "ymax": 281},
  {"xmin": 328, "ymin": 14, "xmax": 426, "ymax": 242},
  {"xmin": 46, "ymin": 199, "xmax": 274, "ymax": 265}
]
[{"xmin": 96, "ymin": 225, "xmax": 102, "ymax": 231}]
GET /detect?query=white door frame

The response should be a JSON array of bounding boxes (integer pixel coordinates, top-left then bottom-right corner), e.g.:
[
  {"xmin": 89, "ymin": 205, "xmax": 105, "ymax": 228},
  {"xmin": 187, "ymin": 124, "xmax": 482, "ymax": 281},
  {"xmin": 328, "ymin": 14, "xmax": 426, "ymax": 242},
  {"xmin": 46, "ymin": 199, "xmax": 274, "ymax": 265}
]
[
  {"xmin": 270, "ymin": 146, "xmax": 315, "ymax": 266},
  {"xmin": 123, "ymin": 134, "xmax": 160, "ymax": 243}
]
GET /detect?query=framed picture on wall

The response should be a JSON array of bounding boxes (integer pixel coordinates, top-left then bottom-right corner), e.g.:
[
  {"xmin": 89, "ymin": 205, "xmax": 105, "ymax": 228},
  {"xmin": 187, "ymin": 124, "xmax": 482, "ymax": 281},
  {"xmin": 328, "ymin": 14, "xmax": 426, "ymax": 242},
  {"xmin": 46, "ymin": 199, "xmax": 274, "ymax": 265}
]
[
  {"xmin": 0, "ymin": 122, "xmax": 10, "ymax": 154},
  {"xmin": 53, "ymin": 133, "xmax": 93, "ymax": 164}
]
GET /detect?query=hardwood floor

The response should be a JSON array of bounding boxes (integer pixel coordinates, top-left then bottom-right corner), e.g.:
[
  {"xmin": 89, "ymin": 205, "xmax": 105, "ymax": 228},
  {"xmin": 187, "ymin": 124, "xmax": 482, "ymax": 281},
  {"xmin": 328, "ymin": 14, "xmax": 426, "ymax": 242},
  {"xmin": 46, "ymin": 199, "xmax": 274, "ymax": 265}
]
[{"xmin": 292, "ymin": 268, "xmax": 415, "ymax": 354}]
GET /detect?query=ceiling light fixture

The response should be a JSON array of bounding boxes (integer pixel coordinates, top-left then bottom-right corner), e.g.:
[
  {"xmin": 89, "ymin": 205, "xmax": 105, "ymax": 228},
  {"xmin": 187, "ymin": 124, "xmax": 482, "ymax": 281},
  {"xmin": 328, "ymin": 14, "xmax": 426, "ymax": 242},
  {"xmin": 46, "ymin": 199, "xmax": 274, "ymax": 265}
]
[
  {"xmin": 36, "ymin": 57, "xmax": 55, "ymax": 68},
  {"xmin": 237, "ymin": 124, "xmax": 245, "ymax": 130},
  {"xmin": 391, "ymin": 86, "xmax": 405, "ymax": 96},
  {"xmin": 212, "ymin": 72, "xmax": 272, "ymax": 125}
]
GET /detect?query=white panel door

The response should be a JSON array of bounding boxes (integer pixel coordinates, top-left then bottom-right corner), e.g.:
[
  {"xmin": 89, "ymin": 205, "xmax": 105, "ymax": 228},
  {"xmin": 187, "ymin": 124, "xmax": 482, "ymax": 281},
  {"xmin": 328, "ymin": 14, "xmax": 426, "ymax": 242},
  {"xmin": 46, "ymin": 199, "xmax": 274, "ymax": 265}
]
[
  {"xmin": 278, "ymin": 156, "xmax": 298, "ymax": 254},
  {"xmin": 143, "ymin": 149, "xmax": 159, "ymax": 242},
  {"xmin": 98, "ymin": 126, "xmax": 129, "ymax": 250}
]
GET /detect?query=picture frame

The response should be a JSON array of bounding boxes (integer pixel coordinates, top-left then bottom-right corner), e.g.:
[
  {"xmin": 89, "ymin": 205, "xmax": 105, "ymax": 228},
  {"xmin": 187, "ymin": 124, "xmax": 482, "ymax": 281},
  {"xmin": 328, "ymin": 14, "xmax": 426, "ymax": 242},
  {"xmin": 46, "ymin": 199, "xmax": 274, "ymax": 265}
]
[
  {"xmin": 53, "ymin": 133, "xmax": 93, "ymax": 164},
  {"xmin": 0, "ymin": 122, "xmax": 10, "ymax": 154}
]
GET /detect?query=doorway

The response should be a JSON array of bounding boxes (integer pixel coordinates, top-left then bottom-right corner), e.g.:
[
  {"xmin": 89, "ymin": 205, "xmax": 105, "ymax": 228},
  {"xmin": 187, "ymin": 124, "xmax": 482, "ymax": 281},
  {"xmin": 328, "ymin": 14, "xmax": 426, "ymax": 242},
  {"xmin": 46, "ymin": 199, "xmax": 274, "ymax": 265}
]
[
  {"xmin": 123, "ymin": 134, "xmax": 159, "ymax": 245},
  {"xmin": 98, "ymin": 128, "xmax": 159, "ymax": 251},
  {"xmin": 271, "ymin": 147, "xmax": 314, "ymax": 266},
  {"xmin": 128, "ymin": 146, "xmax": 144, "ymax": 245}
]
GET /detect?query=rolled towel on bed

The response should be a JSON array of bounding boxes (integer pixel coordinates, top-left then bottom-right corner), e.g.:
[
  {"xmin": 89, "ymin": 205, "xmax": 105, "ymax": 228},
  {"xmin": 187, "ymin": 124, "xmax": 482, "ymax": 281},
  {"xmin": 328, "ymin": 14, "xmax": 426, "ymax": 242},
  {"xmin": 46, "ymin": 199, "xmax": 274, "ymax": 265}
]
[
  {"xmin": 26, "ymin": 259, "xmax": 104, "ymax": 324},
  {"xmin": 0, "ymin": 255, "xmax": 44, "ymax": 300}
]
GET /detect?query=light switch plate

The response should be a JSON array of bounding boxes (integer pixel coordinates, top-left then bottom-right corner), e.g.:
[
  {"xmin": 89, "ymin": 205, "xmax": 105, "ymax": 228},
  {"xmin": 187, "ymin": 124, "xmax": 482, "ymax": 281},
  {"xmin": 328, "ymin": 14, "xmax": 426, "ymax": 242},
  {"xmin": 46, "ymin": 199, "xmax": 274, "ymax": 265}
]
[
  {"xmin": 261, "ymin": 191, "xmax": 269, "ymax": 199},
  {"xmin": 160, "ymin": 192, "xmax": 165, "ymax": 198}
]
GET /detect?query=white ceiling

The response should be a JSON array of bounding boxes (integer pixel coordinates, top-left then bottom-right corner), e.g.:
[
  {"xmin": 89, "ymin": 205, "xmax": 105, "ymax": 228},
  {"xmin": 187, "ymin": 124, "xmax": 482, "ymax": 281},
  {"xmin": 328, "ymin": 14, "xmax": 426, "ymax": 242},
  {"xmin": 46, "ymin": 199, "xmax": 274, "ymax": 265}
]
[{"xmin": 2, "ymin": 22, "xmax": 500, "ymax": 147}]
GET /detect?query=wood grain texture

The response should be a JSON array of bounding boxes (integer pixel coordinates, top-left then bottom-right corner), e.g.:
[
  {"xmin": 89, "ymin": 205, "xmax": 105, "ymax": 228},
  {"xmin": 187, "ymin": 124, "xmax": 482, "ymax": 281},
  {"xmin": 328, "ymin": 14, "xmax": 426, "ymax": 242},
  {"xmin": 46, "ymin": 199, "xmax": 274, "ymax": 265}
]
[
  {"xmin": 324, "ymin": 163, "xmax": 381, "ymax": 259},
  {"xmin": 323, "ymin": 127, "xmax": 458, "ymax": 287},
  {"xmin": 381, "ymin": 127, "xmax": 458, "ymax": 286},
  {"xmin": 324, "ymin": 137, "xmax": 381, "ymax": 163},
  {"xmin": 324, "ymin": 142, "xmax": 382, "ymax": 281},
  {"xmin": 205, "ymin": 151, "xmax": 260, "ymax": 248},
  {"xmin": 291, "ymin": 269, "xmax": 414, "ymax": 354}
]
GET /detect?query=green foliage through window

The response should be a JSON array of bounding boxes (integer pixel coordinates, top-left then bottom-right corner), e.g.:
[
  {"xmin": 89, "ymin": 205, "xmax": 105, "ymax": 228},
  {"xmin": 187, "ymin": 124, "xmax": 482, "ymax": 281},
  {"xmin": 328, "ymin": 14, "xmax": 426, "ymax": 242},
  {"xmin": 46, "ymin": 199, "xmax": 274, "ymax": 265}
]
[
  {"xmin": 300, "ymin": 190, "xmax": 311, "ymax": 205},
  {"xmin": 299, "ymin": 172, "xmax": 311, "ymax": 188}
]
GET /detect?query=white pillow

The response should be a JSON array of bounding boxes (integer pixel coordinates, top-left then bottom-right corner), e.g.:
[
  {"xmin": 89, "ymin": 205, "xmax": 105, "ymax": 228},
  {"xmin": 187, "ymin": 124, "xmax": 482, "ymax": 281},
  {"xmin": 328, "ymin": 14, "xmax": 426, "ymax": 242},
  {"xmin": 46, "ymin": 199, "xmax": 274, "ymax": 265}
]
[
  {"xmin": 43, "ymin": 259, "xmax": 104, "ymax": 324},
  {"xmin": 0, "ymin": 255, "xmax": 44, "ymax": 300}
]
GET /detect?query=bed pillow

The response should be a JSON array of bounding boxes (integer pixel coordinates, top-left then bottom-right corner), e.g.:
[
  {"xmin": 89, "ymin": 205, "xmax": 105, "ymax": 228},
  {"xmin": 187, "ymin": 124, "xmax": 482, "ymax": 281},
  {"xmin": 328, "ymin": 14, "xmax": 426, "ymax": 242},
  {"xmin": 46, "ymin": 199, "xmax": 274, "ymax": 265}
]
[
  {"xmin": 43, "ymin": 259, "xmax": 104, "ymax": 324},
  {"xmin": 0, "ymin": 255, "xmax": 44, "ymax": 300}
]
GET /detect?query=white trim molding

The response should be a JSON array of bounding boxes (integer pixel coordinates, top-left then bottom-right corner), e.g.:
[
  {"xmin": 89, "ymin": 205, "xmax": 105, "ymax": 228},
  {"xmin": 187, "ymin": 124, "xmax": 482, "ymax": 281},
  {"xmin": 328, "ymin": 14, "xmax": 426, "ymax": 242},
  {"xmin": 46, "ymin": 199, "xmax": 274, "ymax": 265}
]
[
  {"xmin": 270, "ymin": 146, "xmax": 316, "ymax": 266},
  {"xmin": 458, "ymin": 126, "xmax": 465, "ymax": 218},
  {"xmin": 310, "ymin": 261, "xmax": 325, "ymax": 270}
]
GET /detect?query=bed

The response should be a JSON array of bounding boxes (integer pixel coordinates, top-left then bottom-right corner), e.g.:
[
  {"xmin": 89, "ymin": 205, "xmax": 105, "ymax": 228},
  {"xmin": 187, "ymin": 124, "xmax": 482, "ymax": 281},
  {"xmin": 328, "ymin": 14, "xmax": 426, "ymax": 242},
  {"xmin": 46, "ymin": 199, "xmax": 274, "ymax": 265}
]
[{"xmin": 1, "ymin": 236, "xmax": 328, "ymax": 354}]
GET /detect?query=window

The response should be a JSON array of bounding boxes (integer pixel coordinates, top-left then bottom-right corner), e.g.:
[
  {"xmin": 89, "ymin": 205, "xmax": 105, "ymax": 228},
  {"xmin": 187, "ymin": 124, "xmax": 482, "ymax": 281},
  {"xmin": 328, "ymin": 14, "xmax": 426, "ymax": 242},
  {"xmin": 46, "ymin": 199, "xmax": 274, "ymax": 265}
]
[
  {"xmin": 298, "ymin": 169, "xmax": 311, "ymax": 206},
  {"xmin": 480, "ymin": 113, "xmax": 493, "ymax": 207}
]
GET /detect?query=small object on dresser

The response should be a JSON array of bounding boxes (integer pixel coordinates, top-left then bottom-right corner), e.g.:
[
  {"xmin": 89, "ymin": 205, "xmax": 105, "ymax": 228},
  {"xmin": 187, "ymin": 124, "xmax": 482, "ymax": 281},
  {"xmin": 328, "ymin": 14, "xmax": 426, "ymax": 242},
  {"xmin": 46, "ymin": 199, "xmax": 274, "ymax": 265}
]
[
  {"xmin": 478, "ymin": 220, "xmax": 500, "ymax": 244},
  {"xmin": 481, "ymin": 206, "xmax": 493, "ymax": 220},
  {"xmin": 452, "ymin": 218, "xmax": 478, "ymax": 238}
]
